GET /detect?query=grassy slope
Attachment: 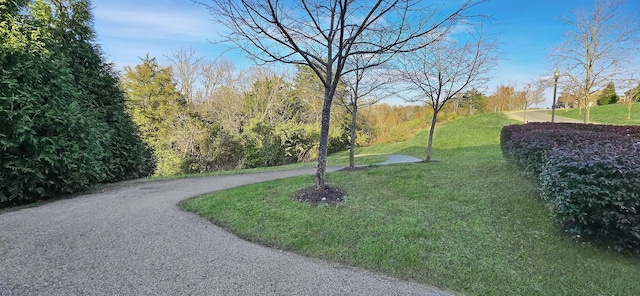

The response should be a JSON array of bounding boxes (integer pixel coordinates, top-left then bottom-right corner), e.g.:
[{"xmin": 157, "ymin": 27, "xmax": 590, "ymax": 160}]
[
  {"xmin": 183, "ymin": 113, "xmax": 640, "ymax": 296},
  {"xmin": 555, "ymin": 102, "xmax": 640, "ymax": 125}
]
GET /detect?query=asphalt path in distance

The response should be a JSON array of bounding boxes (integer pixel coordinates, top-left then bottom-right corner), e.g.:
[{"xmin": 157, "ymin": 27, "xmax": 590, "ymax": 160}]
[{"xmin": 507, "ymin": 109, "xmax": 585, "ymax": 123}]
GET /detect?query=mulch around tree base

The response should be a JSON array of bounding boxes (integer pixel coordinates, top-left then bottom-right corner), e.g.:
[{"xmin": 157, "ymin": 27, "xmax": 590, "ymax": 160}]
[{"xmin": 294, "ymin": 185, "xmax": 347, "ymax": 204}]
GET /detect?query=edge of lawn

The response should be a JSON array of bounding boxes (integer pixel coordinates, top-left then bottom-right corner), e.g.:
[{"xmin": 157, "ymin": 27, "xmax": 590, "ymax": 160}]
[
  {"xmin": 182, "ymin": 112, "xmax": 640, "ymax": 296},
  {"xmin": 550, "ymin": 102, "xmax": 640, "ymax": 125}
]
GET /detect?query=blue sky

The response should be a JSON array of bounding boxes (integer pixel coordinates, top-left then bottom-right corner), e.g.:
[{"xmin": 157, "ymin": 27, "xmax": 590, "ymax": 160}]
[{"xmin": 92, "ymin": 0, "xmax": 640, "ymax": 105}]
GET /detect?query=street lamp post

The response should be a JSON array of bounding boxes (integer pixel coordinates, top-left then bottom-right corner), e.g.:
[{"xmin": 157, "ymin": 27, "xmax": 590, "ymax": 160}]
[{"xmin": 551, "ymin": 70, "xmax": 559, "ymax": 123}]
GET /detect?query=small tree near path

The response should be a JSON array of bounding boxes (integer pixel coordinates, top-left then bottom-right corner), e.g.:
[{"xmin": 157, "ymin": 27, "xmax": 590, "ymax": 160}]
[
  {"xmin": 196, "ymin": 0, "xmax": 480, "ymax": 190},
  {"xmin": 398, "ymin": 28, "xmax": 498, "ymax": 162},
  {"xmin": 338, "ymin": 52, "xmax": 394, "ymax": 168}
]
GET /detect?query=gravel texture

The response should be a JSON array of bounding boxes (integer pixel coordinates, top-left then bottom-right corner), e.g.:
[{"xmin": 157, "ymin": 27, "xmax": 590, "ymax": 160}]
[{"xmin": 0, "ymin": 155, "xmax": 455, "ymax": 296}]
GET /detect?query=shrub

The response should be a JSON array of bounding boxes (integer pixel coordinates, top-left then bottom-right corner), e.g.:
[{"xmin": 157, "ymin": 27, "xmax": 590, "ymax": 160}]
[
  {"xmin": 501, "ymin": 125, "xmax": 584, "ymax": 175},
  {"xmin": 501, "ymin": 123, "xmax": 640, "ymax": 252},
  {"xmin": 502, "ymin": 123, "xmax": 640, "ymax": 175},
  {"xmin": 242, "ymin": 119, "xmax": 288, "ymax": 168},
  {"xmin": 540, "ymin": 139, "xmax": 640, "ymax": 251}
]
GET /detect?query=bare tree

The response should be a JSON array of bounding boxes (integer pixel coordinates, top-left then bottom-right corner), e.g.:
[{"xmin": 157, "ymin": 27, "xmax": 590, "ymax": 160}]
[
  {"xmin": 338, "ymin": 51, "xmax": 395, "ymax": 168},
  {"xmin": 518, "ymin": 79, "xmax": 546, "ymax": 122},
  {"xmin": 198, "ymin": 60, "xmax": 245, "ymax": 134},
  {"xmin": 552, "ymin": 0, "xmax": 640, "ymax": 123},
  {"xmin": 241, "ymin": 67, "xmax": 297, "ymax": 124},
  {"xmin": 196, "ymin": 0, "xmax": 479, "ymax": 190},
  {"xmin": 525, "ymin": 79, "xmax": 546, "ymax": 109},
  {"xmin": 488, "ymin": 86, "xmax": 510, "ymax": 112},
  {"xmin": 200, "ymin": 58, "xmax": 236, "ymax": 103},
  {"xmin": 166, "ymin": 47, "xmax": 204, "ymax": 104},
  {"xmin": 398, "ymin": 27, "xmax": 498, "ymax": 162}
]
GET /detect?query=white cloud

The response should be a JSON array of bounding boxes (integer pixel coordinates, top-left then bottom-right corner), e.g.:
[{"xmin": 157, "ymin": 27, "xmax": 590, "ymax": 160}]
[
  {"xmin": 93, "ymin": 2, "xmax": 221, "ymax": 42},
  {"xmin": 91, "ymin": 1, "xmax": 234, "ymax": 69}
]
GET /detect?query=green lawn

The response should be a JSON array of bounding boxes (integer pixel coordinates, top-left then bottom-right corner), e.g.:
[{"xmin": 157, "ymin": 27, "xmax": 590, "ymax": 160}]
[
  {"xmin": 183, "ymin": 113, "xmax": 640, "ymax": 295},
  {"xmin": 555, "ymin": 102, "xmax": 640, "ymax": 125}
]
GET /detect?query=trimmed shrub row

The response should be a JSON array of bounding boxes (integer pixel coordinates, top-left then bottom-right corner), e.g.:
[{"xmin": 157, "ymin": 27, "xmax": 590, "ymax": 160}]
[{"xmin": 501, "ymin": 123, "xmax": 640, "ymax": 252}]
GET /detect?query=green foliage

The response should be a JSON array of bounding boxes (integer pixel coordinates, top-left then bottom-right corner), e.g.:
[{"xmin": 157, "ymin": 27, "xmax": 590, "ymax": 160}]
[
  {"xmin": 122, "ymin": 56, "xmax": 186, "ymax": 176},
  {"xmin": 239, "ymin": 66, "xmax": 350, "ymax": 167},
  {"xmin": 0, "ymin": 57, "xmax": 103, "ymax": 202},
  {"xmin": 0, "ymin": 0, "xmax": 29, "ymax": 15},
  {"xmin": 502, "ymin": 123, "xmax": 640, "ymax": 252},
  {"xmin": 194, "ymin": 125, "xmax": 245, "ymax": 171},
  {"xmin": 540, "ymin": 139, "xmax": 640, "ymax": 252},
  {"xmin": 241, "ymin": 119, "xmax": 288, "ymax": 168},
  {"xmin": 597, "ymin": 82, "xmax": 619, "ymax": 105},
  {"xmin": 443, "ymin": 88, "xmax": 488, "ymax": 115},
  {"xmin": 275, "ymin": 121, "xmax": 317, "ymax": 162},
  {"xmin": 629, "ymin": 82, "xmax": 640, "ymax": 102},
  {"xmin": 327, "ymin": 119, "xmax": 350, "ymax": 154},
  {"xmin": 175, "ymin": 117, "xmax": 244, "ymax": 173},
  {"xmin": 119, "ymin": 59, "xmax": 356, "ymax": 175},
  {"xmin": 47, "ymin": 0, "xmax": 154, "ymax": 181},
  {"xmin": 1, "ymin": 0, "xmax": 154, "ymax": 206}
]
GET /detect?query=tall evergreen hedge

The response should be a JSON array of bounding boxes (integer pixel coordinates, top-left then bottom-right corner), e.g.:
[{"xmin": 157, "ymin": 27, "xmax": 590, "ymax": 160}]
[{"xmin": 0, "ymin": 0, "xmax": 154, "ymax": 206}]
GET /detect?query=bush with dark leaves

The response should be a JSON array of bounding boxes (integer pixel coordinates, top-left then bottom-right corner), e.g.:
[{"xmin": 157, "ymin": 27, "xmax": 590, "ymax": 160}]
[{"xmin": 501, "ymin": 123, "xmax": 640, "ymax": 252}]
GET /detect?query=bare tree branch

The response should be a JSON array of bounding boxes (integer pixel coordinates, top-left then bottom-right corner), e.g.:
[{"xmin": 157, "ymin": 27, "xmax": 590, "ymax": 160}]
[
  {"xmin": 166, "ymin": 47, "xmax": 204, "ymax": 104},
  {"xmin": 397, "ymin": 24, "xmax": 498, "ymax": 161},
  {"xmin": 195, "ymin": 0, "xmax": 481, "ymax": 189},
  {"xmin": 552, "ymin": 0, "xmax": 640, "ymax": 123}
]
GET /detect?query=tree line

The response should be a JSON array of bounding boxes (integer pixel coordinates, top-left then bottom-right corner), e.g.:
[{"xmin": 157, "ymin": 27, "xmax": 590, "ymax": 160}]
[
  {"xmin": 121, "ymin": 51, "xmax": 489, "ymax": 176},
  {"xmin": 1, "ymin": 0, "xmax": 496, "ymax": 205}
]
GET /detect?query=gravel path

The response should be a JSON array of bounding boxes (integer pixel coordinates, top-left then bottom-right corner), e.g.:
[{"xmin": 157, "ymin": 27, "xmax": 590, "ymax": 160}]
[{"xmin": 1, "ymin": 155, "xmax": 453, "ymax": 296}]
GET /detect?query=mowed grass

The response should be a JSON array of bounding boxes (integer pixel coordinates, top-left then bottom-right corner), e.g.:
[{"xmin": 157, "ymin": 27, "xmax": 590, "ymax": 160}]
[
  {"xmin": 182, "ymin": 113, "xmax": 640, "ymax": 295},
  {"xmin": 555, "ymin": 102, "xmax": 640, "ymax": 125}
]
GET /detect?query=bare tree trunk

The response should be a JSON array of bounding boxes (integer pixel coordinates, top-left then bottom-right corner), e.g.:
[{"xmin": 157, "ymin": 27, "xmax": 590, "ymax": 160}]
[
  {"xmin": 349, "ymin": 104, "xmax": 358, "ymax": 168},
  {"xmin": 584, "ymin": 104, "xmax": 590, "ymax": 123},
  {"xmin": 315, "ymin": 90, "xmax": 334, "ymax": 190},
  {"xmin": 198, "ymin": 0, "xmax": 481, "ymax": 190},
  {"xmin": 425, "ymin": 110, "xmax": 439, "ymax": 162}
]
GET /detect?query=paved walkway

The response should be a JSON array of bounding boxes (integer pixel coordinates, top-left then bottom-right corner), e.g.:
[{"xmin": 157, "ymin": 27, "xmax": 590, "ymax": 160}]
[
  {"xmin": 507, "ymin": 109, "xmax": 585, "ymax": 123},
  {"xmin": 0, "ymin": 155, "xmax": 454, "ymax": 296}
]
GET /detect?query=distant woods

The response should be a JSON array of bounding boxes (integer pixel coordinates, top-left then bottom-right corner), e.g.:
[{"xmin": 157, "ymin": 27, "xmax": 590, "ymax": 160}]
[{"xmin": 123, "ymin": 49, "xmax": 489, "ymax": 176}]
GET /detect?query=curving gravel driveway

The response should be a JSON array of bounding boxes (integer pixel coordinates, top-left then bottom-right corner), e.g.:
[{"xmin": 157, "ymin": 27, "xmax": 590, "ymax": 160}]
[{"xmin": 0, "ymin": 155, "xmax": 454, "ymax": 296}]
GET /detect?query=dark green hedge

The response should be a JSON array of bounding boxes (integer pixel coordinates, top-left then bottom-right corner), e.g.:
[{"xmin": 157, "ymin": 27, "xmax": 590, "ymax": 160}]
[
  {"xmin": 1, "ymin": 2, "xmax": 155, "ymax": 207},
  {"xmin": 501, "ymin": 123, "xmax": 640, "ymax": 252}
]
